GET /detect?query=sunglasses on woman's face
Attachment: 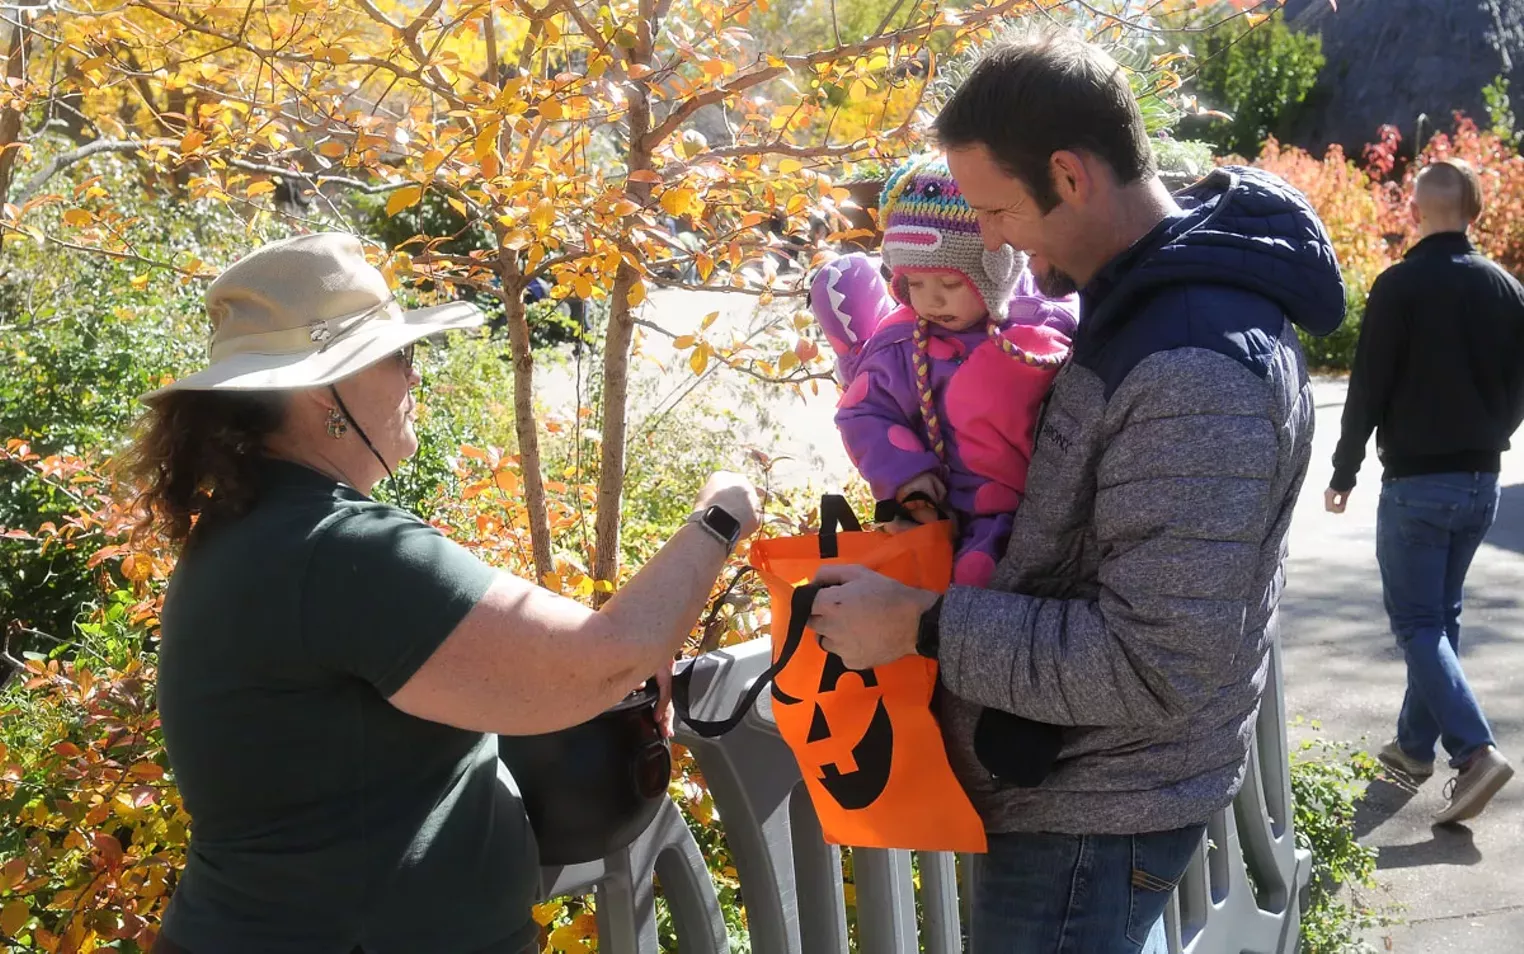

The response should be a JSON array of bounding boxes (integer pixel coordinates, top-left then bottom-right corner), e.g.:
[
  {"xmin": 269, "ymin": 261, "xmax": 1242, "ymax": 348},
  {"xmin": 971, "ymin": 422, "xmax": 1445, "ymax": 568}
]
[{"xmin": 394, "ymin": 343, "xmax": 416, "ymax": 373}]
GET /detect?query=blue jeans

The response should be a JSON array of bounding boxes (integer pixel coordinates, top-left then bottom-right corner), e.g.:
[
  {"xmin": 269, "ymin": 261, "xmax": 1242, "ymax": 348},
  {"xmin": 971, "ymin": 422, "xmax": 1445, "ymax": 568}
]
[
  {"xmin": 1377, "ymin": 473, "xmax": 1500, "ymax": 769},
  {"xmin": 971, "ymin": 825, "xmax": 1204, "ymax": 953}
]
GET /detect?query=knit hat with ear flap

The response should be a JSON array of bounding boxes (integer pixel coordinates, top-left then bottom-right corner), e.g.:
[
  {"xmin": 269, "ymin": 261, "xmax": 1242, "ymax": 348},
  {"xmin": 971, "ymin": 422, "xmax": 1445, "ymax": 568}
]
[{"xmin": 878, "ymin": 153, "xmax": 1026, "ymax": 318}]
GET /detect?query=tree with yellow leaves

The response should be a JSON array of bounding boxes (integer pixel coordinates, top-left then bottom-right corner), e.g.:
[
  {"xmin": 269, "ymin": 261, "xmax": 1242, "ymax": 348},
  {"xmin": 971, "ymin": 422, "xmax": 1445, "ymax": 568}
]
[{"xmin": 0, "ymin": 0, "xmax": 1231, "ymax": 595}]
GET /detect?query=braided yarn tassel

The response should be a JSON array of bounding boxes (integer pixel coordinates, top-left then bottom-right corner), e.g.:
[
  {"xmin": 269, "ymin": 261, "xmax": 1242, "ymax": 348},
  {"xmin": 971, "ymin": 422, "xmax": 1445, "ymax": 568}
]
[
  {"xmin": 986, "ymin": 321, "xmax": 1071, "ymax": 368},
  {"xmin": 912, "ymin": 319, "xmax": 949, "ymax": 461}
]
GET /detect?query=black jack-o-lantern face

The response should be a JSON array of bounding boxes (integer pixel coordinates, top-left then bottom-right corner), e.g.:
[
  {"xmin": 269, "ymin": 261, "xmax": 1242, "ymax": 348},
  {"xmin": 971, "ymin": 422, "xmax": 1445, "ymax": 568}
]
[{"xmin": 774, "ymin": 652, "xmax": 895, "ymax": 810}]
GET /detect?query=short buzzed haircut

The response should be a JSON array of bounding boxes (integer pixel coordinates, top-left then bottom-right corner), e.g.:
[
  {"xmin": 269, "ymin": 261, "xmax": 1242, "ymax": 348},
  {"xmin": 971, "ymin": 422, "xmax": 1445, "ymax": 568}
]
[
  {"xmin": 933, "ymin": 31, "xmax": 1155, "ymax": 213},
  {"xmin": 1415, "ymin": 159, "xmax": 1484, "ymax": 223}
]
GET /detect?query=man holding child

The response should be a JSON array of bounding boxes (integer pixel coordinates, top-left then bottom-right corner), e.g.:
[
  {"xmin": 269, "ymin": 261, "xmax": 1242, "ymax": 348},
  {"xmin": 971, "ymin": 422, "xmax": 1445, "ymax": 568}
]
[{"xmin": 810, "ymin": 30, "xmax": 1345, "ymax": 952}]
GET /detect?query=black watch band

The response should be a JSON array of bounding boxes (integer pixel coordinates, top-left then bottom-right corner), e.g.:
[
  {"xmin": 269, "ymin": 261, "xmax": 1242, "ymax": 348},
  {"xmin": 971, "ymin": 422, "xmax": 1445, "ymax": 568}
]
[{"xmin": 916, "ymin": 595, "xmax": 944, "ymax": 659}]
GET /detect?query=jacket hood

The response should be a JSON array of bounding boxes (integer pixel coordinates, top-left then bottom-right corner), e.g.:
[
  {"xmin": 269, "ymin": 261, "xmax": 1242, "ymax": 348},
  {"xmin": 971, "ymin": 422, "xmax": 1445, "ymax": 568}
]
[{"xmin": 1082, "ymin": 166, "xmax": 1346, "ymax": 338}]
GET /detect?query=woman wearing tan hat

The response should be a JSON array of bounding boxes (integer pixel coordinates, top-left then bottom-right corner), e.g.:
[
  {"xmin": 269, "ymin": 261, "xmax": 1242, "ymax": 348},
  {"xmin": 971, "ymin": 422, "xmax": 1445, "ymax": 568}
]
[{"xmin": 124, "ymin": 233, "xmax": 761, "ymax": 954}]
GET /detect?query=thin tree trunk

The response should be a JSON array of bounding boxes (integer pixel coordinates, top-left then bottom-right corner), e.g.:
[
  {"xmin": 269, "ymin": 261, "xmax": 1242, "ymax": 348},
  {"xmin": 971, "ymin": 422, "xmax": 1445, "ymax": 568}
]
[
  {"xmin": 0, "ymin": 19, "xmax": 32, "ymax": 208},
  {"xmin": 494, "ymin": 241, "xmax": 556, "ymax": 583},
  {"xmin": 484, "ymin": 16, "xmax": 553, "ymax": 583},
  {"xmin": 592, "ymin": 0, "xmax": 660, "ymax": 600}
]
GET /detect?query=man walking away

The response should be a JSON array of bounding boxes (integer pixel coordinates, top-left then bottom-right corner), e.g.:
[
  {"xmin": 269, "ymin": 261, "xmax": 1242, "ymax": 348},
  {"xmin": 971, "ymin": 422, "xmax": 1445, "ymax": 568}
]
[{"xmin": 1327, "ymin": 158, "xmax": 1524, "ymax": 824}]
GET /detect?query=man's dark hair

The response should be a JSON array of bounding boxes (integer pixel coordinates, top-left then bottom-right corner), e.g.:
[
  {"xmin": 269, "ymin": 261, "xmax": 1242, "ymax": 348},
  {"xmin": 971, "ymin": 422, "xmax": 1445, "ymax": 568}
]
[{"xmin": 933, "ymin": 32, "xmax": 1156, "ymax": 212}]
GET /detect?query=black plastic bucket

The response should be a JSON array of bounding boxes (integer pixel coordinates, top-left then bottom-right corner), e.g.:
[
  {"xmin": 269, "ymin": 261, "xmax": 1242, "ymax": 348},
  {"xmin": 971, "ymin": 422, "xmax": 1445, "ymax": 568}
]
[{"xmin": 497, "ymin": 680, "xmax": 671, "ymax": 866}]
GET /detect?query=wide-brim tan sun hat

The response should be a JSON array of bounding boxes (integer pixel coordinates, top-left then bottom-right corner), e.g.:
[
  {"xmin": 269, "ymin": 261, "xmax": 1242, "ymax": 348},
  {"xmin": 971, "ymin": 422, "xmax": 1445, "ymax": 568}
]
[{"xmin": 140, "ymin": 231, "xmax": 483, "ymax": 402}]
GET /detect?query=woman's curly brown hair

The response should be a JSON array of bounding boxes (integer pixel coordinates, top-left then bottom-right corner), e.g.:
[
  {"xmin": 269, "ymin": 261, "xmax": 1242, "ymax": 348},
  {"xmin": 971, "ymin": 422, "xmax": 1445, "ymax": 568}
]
[{"xmin": 120, "ymin": 390, "xmax": 290, "ymax": 549}]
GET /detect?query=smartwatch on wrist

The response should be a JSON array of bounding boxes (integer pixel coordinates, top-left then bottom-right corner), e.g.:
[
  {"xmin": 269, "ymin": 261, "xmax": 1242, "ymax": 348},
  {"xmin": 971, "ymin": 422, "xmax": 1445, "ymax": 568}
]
[
  {"xmin": 687, "ymin": 505, "xmax": 743, "ymax": 554},
  {"xmin": 916, "ymin": 595, "xmax": 944, "ymax": 659}
]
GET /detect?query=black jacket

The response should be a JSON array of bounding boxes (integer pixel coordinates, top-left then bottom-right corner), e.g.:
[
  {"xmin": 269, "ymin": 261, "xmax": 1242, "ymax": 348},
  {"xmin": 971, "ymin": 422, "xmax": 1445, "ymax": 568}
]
[{"xmin": 1331, "ymin": 232, "xmax": 1524, "ymax": 492}]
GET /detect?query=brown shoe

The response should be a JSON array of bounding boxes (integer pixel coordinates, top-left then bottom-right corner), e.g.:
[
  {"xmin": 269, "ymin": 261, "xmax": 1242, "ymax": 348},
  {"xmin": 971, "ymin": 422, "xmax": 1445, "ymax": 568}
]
[
  {"xmin": 1434, "ymin": 747, "xmax": 1514, "ymax": 825},
  {"xmin": 1376, "ymin": 739, "xmax": 1434, "ymax": 780}
]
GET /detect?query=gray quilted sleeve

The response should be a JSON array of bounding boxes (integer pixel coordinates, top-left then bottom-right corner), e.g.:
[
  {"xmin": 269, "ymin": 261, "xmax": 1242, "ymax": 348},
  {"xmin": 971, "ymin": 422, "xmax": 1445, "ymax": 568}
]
[{"xmin": 938, "ymin": 349, "xmax": 1281, "ymax": 727}]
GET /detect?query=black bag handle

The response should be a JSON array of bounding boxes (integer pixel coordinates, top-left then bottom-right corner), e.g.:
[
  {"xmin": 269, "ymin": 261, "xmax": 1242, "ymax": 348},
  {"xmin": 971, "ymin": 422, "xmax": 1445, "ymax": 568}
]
[
  {"xmin": 873, "ymin": 491, "xmax": 951, "ymax": 526},
  {"xmin": 672, "ymin": 583, "xmax": 828, "ymax": 738},
  {"xmin": 818, "ymin": 494, "xmax": 861, "ymax": 558}
]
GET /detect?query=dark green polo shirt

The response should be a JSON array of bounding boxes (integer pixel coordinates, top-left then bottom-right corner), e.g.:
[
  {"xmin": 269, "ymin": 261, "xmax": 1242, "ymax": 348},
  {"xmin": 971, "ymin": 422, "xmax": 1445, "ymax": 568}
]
[{"xmin": 156, "ymin": 458, "xmax": 538, "ymax": 953}]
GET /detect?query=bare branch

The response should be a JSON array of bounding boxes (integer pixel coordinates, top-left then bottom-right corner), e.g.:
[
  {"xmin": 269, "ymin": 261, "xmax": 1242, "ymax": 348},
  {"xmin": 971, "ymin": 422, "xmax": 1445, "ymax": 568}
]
[
  {"xmin": 355, "ymin": 0, "xmax": 404, "ymax": 32},
  {"xmin": 13, "ymin": 137, "xmax": 415, "ymax": 201},
  {"xmin": 0, "ymin": 220, "xmax": 205, "ymax": 276},
  {"xmin": 644, "ymin": 0, "xmax": 1025, "ymax": 151},
  {"xmin": 643, "ymin": 67, "xmax": 786, "ymax": 150},
  {"xmin": 647, "ymin": 274, "xmax": 808, "ymax": 298},
  {"xmin": 222, "ymin": 157, "xmax": 413, "ymax": 194},
  {"xmin": 14, "ymin": 138, "xmax": 172, "ymax": 202},
  {"xmin": 702, "ymin": 140, "xmax": 869, "ymax": 161},
  {"xmin": 1069, "ymin": 0, "xmax": 1280, "ymax": 34}
]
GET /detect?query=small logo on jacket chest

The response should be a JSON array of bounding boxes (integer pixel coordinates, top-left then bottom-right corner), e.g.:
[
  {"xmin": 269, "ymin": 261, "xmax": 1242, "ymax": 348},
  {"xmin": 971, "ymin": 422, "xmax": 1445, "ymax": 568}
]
[{"xmin": 1040, "ymin": 419, "xmax": 1073, "ymax": 453}]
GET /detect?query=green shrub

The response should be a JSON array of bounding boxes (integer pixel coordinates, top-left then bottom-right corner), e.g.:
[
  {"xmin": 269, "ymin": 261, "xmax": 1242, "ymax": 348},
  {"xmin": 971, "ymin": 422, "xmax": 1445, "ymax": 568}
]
[
  {"xmin": 1297, "ymin": 280, "xmax": 1364, "ymax": 373},
  {"xmin": 1183, "ymin": 10, "xmax": 1325, "ymax": 158},
  {"xmin": 1290, "ymin": 732, "xmax": 1391, "ymax": 953}
]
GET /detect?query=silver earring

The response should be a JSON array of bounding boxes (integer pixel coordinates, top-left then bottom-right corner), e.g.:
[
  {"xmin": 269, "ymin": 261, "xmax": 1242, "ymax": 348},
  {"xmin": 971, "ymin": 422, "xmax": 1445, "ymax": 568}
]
[{"xmin": 326, "ymin": 408, "xmax": 349, "ymax": 439}]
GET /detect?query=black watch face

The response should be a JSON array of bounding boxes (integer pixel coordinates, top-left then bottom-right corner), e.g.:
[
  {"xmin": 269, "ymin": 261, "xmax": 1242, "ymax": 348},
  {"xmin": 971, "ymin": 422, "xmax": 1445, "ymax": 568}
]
[{"xmin": 705, "ymin": 506, "xmax": 742, "ymax": 543}]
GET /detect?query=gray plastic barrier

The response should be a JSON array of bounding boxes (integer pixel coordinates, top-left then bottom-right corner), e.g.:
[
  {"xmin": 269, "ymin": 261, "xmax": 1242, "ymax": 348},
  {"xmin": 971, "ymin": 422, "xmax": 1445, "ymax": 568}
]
[{"xmin": 539, "ymin": 633, "xmax": 1311, "ymax": 953}]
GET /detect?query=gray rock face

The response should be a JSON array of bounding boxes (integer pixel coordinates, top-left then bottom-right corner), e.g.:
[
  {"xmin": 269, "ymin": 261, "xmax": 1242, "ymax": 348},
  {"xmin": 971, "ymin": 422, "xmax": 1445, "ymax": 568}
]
[{"xmin": 1284, "ymin": 0, "xmax": 1524, "ymax": 155}]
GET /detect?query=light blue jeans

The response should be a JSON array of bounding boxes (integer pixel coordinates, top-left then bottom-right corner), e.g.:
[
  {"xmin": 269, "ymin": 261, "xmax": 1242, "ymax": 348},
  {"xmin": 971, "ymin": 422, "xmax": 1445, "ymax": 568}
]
[
  {"xmin": 971, "ymin": 824, "xmax": 1204, "ymax": 953},
  {"xmin": 1378, "ymin": 472, "xmax": 1501, "ymax": 768}
]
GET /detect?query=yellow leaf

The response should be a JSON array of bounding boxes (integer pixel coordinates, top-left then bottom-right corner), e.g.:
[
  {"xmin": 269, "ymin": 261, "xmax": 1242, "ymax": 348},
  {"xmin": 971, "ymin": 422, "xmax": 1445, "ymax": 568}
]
[
  {"xmin": 611, "ymin": 198, "xmax": 640, "ymax": 217},
  {"xmin": 530, "ymin": 198, "xmax": 555, "ymax": 232},
  {"xmin": 778, "ymin": 350, "xmax": 799, "ymax": 373},
  {"xmin": 701, "ymin": 310, "xmax": 719, "ymax": 330},
  {"xmin": 778, "ymin": 158, "xmax": 802, "ymax": 174},
  {"xmin": 697, "ymin": 252, "xmax": 714, "ymax": 282},
  {"xmin": 626, "ymin": 280, "xmax": 646, "ymax": 307},
  {"xmin": 475, "ymin": 122, "xmax": 500, "ymax": 166},
  {"xmin": 179, "ymin": 130, "xmax": 205, "ymax": 153},
  {"xmin": 539, "ymin": 98, "xmax": 563, "ymax": 121},
  {"xmin": 386, "ymin": 185, "xmax": 423, "ymax": 217},
  {"xmin": 673, "ymin": 335, "xmax": 695, "ymax": 349},
  {"xmin": 542, "ymin": 571, "xmax": 563, "ymax": 591},
  {"xmin": 246, "ymin": 180, "xmax": 277, "ymax": 198},
  {"xmin": 62, "ymin": 208, "xmax": 92, "ymax": 227},
  {"xmin": 532, "ymin": 900, "xmax": 564, "ymax": 927},
  {"xmin": 787, "ymin": 192, "xmax": 807, "ymax": 215},
  {"xmin": 494, "ymin": 469, "xmax": 521, "ymax": 495},
  {"xmin": 121, "ymin": 553, "xmax": 151, "ymax": 582},
  {"xmin": 0, "ymin": 898, "xmax": 28, "ymax": 938},
  {"xmin": 660, "ymin": 187, "xmax": 695, "ymax": 218},
  {"xmin": 318, "ymin": 140, "xmax": 348, "ymax": 158},
  {"xmin": 690, "ymin": 346, "xmax": 709, "ymax": 375}
]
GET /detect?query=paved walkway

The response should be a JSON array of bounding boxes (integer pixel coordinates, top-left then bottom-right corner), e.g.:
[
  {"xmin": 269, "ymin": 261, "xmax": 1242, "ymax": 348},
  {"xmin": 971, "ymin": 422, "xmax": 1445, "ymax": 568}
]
[{"xmin": 1280, "ymin": 377, "xmax": 1524, "ymax": 952}]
